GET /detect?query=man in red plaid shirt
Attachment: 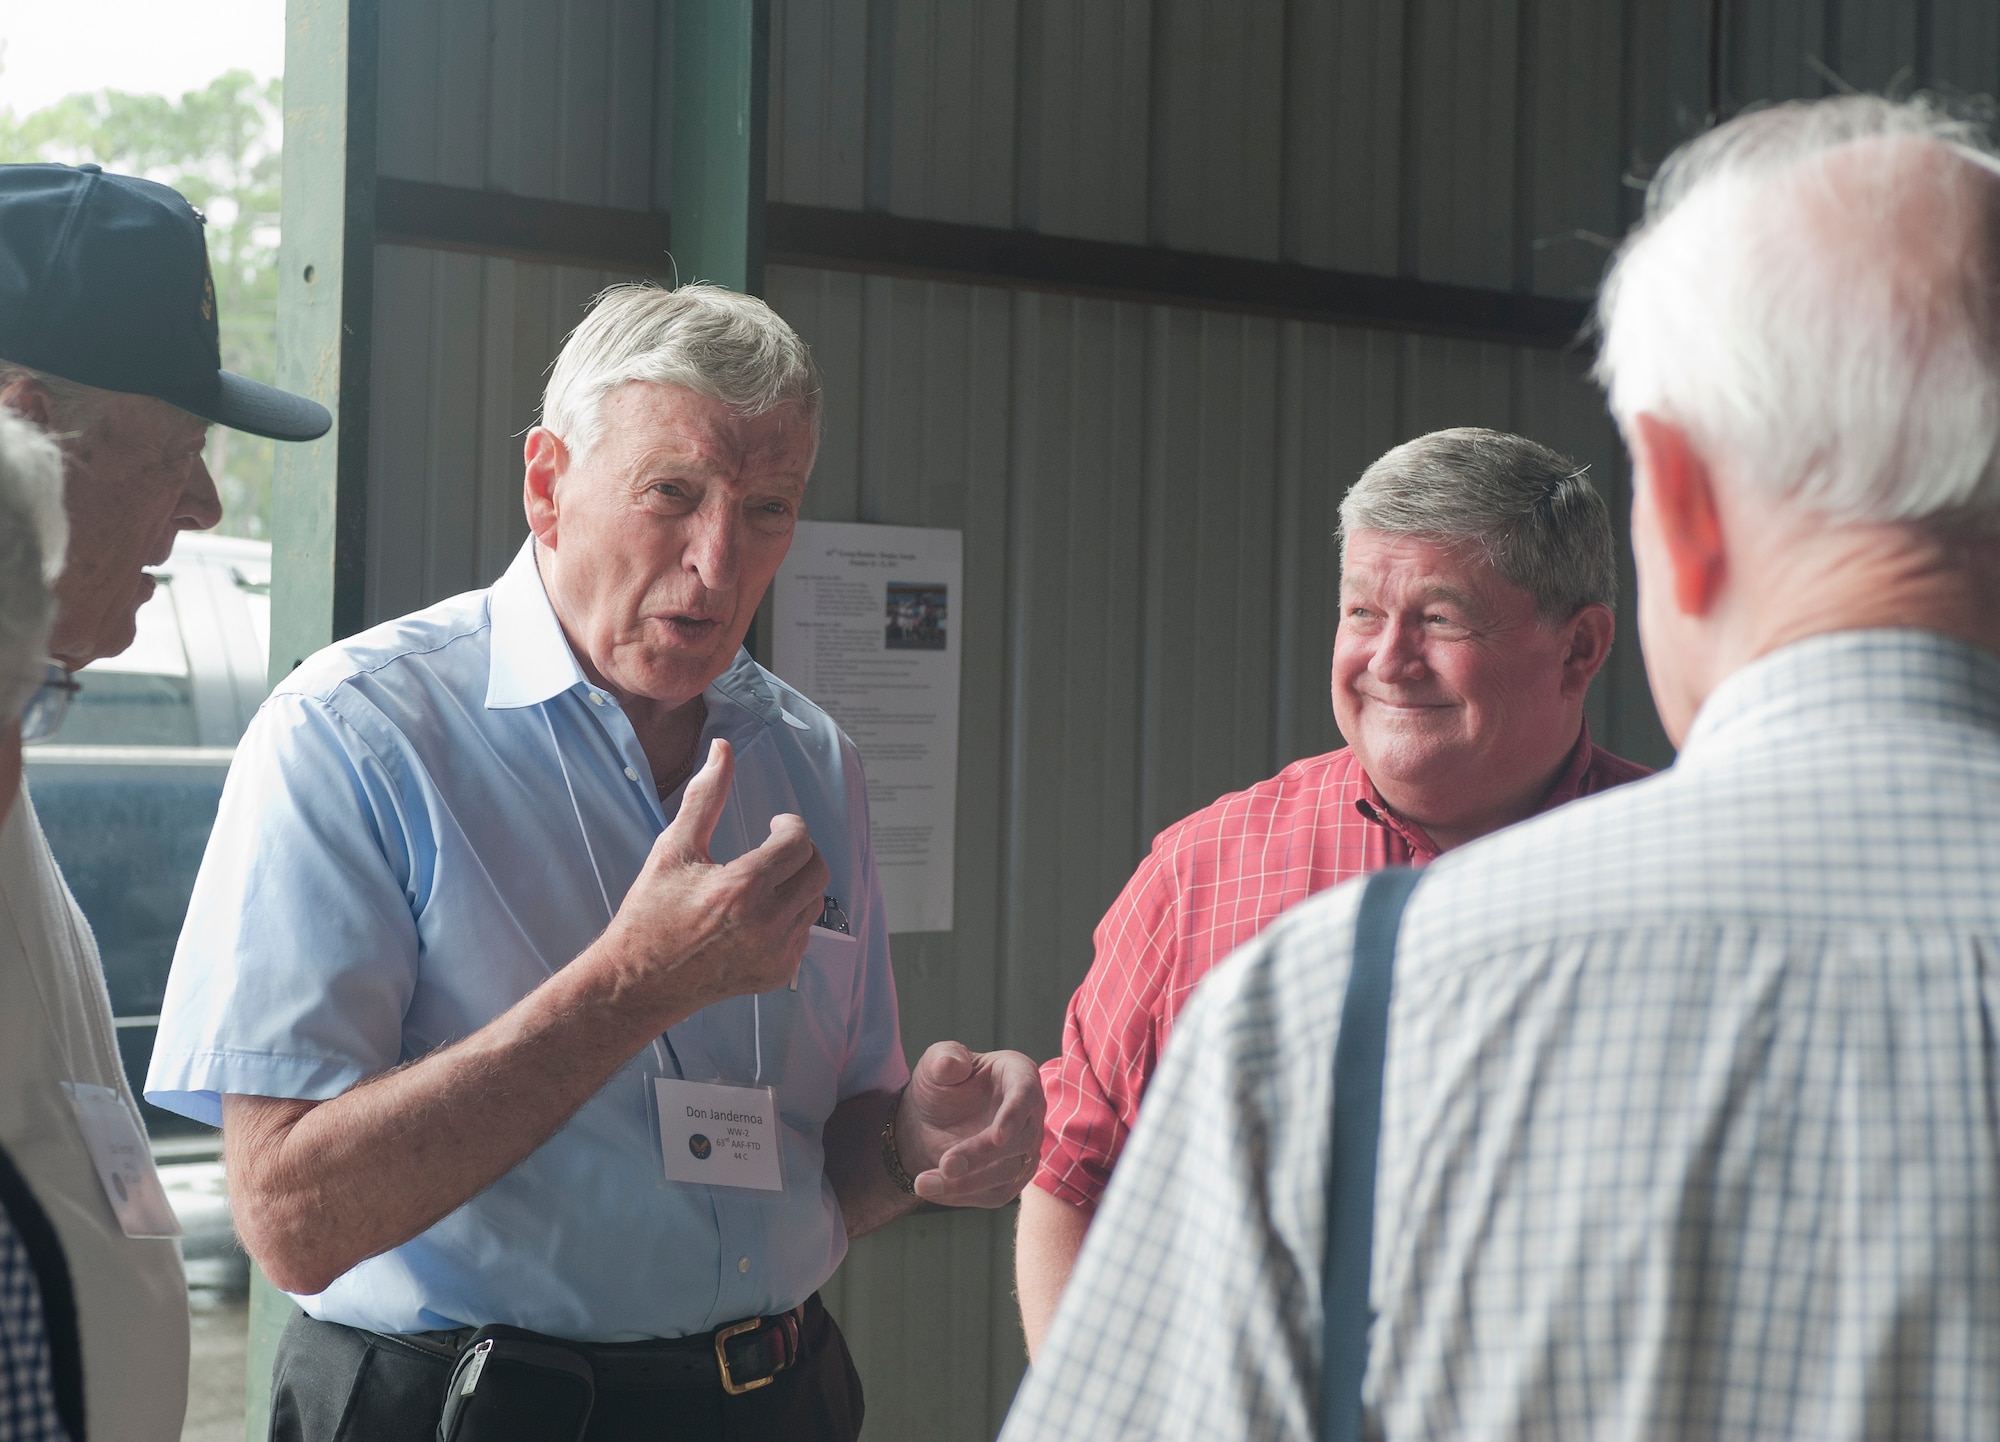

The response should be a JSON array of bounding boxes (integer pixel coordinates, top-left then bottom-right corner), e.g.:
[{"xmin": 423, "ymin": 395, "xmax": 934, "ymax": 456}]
[{"xmin": 1016, "ymin": 427, "xmax": 1653, "ymax": 1354}]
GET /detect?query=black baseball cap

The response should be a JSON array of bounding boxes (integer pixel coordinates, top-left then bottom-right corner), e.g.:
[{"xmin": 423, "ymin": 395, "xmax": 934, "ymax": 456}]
[{"xmin": 0, "ymin": 162, "xmax": 330, "ymax": 442}]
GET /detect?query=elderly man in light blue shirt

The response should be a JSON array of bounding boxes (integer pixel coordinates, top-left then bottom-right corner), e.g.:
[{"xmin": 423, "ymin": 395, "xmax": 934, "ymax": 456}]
[{"xmin": 149, "ymin": 283, "xmax": 1042, "ymax": 1442}]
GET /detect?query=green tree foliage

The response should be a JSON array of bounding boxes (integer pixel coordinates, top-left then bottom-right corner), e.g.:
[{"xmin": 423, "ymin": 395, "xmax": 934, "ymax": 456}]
[{"xmin": 0, "ymin": 71, "xmax": 282, "ymax": 538}]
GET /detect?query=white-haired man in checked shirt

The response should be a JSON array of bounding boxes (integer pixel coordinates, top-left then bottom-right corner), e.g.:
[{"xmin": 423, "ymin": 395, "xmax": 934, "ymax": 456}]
[{"xmin": 1004, "ymin": 94, "xmax": 2000, "ymax": 1442}]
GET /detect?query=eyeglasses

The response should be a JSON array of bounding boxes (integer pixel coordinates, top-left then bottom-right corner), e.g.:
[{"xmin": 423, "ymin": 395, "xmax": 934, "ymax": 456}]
[{"xmin": 19, "ymin": 662, "xmax": 80, "ymax": 744}]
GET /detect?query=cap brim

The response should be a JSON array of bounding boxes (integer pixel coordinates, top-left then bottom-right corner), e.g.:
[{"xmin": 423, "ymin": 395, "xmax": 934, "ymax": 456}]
[{"xmin": 200, "ymin": 370, "xmax": 333, "ymax": 442}]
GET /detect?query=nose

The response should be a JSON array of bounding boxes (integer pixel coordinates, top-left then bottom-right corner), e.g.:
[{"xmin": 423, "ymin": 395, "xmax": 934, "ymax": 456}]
[
  {"xmin": 181, "ymin": 450, "xmax": 224, "ymax": 532},
  {"xmin": 1367, "ymin": 615, "xmax": 1428, "ymax": 683},
  {"xmin": 684, "ymin": 503, "xmax": 742, "ymax": 594}
]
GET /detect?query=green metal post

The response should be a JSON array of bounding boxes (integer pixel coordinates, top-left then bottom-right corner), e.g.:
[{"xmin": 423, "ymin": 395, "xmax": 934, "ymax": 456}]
[
  {"xmin": 672, "ymin": 0, "xmax": 771, "ymax": 295},
  {"xmin": 246, "ymin": 2, "xmax": 377, "ymax": 1436},
  {"xmin": 270, "ymin": 0, "xmax": 377, "ymax": 688}
]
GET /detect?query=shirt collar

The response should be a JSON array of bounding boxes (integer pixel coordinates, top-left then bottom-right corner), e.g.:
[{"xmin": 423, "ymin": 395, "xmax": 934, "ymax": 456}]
[
  {"xmin": 482, "ymin": 538, "xmax": 814, "ymax": 734},
  {"xmin": 484, "ymin": 540, "xmax": 588, "ymax": 710},
  {"xmin": 1680, "ymin": 628, "xmax": 2000, "ymax": 761},
  {"xmin": 1353, "ymin": 721, "xmax": 1599, "ymax": 857}
]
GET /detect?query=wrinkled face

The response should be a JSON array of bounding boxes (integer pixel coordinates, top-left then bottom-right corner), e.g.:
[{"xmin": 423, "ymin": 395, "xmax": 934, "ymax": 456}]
[
  {"xmin": 1333, "ymin": 530, "xmax": 1581, "ymax": 814},
  {"xmin": 49, "ymin": 392, "xmax": 218, "ymax": 668},
  {"xmin": 532, "ymin": 382, "xmax": 815, "ymax": 708}
]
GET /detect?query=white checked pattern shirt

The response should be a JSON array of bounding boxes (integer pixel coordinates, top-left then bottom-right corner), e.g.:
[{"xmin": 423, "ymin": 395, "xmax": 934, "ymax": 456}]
[
  {"xmin": 0, "ymin": 1212, "xmax": 65, "ymax": 1442},
  {"xmin": 1003, "ymin": 629, "xmax": 2000, "ymax": 1441}
]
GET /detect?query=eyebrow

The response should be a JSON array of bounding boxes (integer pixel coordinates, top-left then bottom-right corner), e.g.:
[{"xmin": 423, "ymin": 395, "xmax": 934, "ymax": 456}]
[
  {"xmin": 1422, "ymin": 585, "xmax": 1477, "ymax": 609},
  {"xmin": 1340, "ymin": 577, "xmax": 1479, "ymax": 610}
]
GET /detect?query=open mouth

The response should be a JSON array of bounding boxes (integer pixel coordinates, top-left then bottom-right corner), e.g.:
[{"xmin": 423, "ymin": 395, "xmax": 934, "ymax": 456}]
[{"xmin": 659, "ymin": 614, "xmax": 722, "ymax": 643}]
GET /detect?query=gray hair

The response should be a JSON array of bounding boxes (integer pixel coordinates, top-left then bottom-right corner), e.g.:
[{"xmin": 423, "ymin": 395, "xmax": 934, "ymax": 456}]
[
  {"xmin": 1338, "ymin": 428, "xmax": 1617, "ymax": 620},
  {"xmin": 0, "ymin": 409, "xmax": 66, "ymax": 726},
  {"xmin": 0, "ymin": 361, "xmax": 104, "ymax": 440},
  {"xmin": 1594, "ymin": 94, "xmax": 2000, "ymax": 531},
  {"xmin": 540, "ymin": 282, "xmax": 821, "ymax": 461}
]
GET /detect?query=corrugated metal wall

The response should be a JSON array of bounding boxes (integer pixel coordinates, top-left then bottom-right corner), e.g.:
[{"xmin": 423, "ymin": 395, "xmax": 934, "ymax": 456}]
[{"xmin": 359, "ymin": 3, "xmax": 2000, "ymax": 1436}]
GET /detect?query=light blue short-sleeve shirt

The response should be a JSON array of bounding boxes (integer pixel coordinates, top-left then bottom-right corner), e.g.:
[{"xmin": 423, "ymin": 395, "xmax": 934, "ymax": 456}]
[{"xmin": 147, "ymin": 541, "xmax": 908, "ymax": 1341}]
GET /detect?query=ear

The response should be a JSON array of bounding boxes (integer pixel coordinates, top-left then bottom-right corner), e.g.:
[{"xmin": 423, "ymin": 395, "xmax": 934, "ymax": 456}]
[
  {"xmin": 0, "ymin": 377, "xmax": 57, "ymax": 433},
  {"xmin": 1557, "ymin": 602, "xmax": 1616, "ymax": 697},
  {"xmin": 1629, "ymin": 413, "xmax": 1726, "ymax": 616},
  {"xmin": 522, "ymin": 427, "xmax": 567, "ymax": 548}
]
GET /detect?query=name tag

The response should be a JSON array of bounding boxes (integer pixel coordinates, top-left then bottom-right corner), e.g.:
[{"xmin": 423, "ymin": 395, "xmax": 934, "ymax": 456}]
[
  {"xmin": 61, "ymin": 1082, "xmax": 182, "ymax": 1239},
  {"xmin": 654, "ymin": 1078, "xmax": 783, "ymax": 1192}
]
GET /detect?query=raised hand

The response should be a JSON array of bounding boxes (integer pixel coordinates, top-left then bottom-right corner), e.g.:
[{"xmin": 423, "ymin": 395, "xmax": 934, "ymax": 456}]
[
  {"xmin": 601, "ymin": 737, "xmax": 830, "ymax": 1021},
  {"xmin": 900, "ymin": 1041, "xmax": 1047, "ymax": 1208}
]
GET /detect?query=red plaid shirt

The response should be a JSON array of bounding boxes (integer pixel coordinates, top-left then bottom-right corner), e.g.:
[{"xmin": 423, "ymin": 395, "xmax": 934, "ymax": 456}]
[{"xmin": 1035, "ymin": 726, "xmax": 1652, "ymax": 1209}]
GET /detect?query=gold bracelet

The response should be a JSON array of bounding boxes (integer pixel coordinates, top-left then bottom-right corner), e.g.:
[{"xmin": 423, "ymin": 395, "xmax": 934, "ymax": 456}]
[{"xmin": 880, "ymin": 1083, "xmax": 918, "ymax": 1195}]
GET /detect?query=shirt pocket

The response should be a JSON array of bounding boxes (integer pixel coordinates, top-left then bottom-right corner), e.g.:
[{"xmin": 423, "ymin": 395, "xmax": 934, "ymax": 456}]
[
  {"xmin": 749, "ymin": 925, "xmax": 864, "ymax": 1131},
  {"xmin": 798, "ymin": 924, "xmax": 861, "ymax": 995}
]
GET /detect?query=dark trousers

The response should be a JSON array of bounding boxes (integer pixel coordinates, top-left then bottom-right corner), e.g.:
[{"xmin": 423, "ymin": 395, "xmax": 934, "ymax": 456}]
[{"xmin": 268, "ymin": 1296, "xmax": 864, "ymax": 1442}]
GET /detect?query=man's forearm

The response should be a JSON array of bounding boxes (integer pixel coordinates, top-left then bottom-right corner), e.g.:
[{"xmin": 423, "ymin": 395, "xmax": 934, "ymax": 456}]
[
  {"xmin": 823, "ymin": 1088, "xmax": 926, "ymax": 1240},
  {"xmin": 1016, "ymin": 1183, "xmax": 1093, "ymax": 1359},
  {"xmin": 225, "ymin": 936, "xmax": 692, "ymax": 1296}
]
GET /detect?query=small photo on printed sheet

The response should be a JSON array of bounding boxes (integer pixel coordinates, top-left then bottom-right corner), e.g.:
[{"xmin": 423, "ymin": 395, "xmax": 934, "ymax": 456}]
[{"xmin": 885, "ymin": 582, "xmax": 947, "ymax": 650}]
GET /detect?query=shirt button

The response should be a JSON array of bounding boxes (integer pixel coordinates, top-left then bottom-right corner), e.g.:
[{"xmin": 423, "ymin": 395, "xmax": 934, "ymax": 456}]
[
  {"xmin": 624, "ymin": 767, "xmax": 639, "ymax": 781},
  {"xmin": 589, "ymin": 692, "xmax": 605, "ymax": 706},
  {"xmin": 737, "ymin": 1256, "xmax": 750, "ymax": 1273}
]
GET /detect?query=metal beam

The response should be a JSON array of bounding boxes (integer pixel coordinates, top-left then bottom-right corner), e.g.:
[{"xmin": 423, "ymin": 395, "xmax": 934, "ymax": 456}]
[
  {"xmin": 372, "ymin": 177, "xmax": 1593, "ymax": 350},
  {"xmin": 250, "ymin": 0, "xmax": 378, "ymax": 1432},
  {"xmin": 375, "ymin": 179, "xmax": 674, "ymax": 275},
  {"xmin": 766, "ymin": 205, "xmax": 1592, "ymax": 349},
  {"xmin": 671, "ymin": 0, "xmax": 771, "ymax": 294}
]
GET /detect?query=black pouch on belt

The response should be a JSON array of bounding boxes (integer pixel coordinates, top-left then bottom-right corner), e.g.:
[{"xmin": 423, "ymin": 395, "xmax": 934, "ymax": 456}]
[{"xmin": 436, "ymin": 1325, "xmax": 595, "ymax": 1442}]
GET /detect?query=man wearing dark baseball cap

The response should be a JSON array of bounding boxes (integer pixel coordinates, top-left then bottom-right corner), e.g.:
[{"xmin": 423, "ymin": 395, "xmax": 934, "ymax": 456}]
[
  {"xmin": 0, "ymin": 161, "xmax": 329, "ymax": 1442},
  {"xmin": 0, "ymin": 161, "xmax": 330, "ymax": 665}
]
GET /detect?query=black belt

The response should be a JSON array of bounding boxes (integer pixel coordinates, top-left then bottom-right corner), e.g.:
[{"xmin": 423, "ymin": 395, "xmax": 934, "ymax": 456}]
[{"xmin": 372, "ymin": 1298, "xmax": 810, "ymax": 1396}]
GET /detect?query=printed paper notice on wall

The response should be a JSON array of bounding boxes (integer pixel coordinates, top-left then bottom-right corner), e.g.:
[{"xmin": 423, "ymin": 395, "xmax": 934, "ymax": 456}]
[{"xmin": 772, "ymin": 521, "xmax": 962, "ymax": 933}]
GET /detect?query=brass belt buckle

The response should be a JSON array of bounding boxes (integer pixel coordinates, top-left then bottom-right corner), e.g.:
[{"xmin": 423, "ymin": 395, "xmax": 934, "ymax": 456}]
[{"xmin": 714, "ymin": 1317, "xmax": 776, "ymax": 1396}]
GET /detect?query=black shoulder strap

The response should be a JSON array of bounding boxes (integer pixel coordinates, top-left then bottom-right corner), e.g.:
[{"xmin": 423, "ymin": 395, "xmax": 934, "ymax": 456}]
[
  {"xmin": 0, "ymin": 1139, "xmax": 87, "ymax": 1442},
  {"xmin": 1320, "ymin": 866, "xmax": 1422, "ymax": 1442}
]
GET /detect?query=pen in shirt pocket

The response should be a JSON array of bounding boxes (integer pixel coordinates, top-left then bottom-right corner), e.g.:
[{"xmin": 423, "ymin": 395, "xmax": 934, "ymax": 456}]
[{"xmin": 795, "ymin": 895, "xmax": 851, "ymax": 990}]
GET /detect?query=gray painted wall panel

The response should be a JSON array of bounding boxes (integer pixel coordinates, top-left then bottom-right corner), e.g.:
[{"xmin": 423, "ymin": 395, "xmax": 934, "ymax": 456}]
[
  {"xmin": 1282, "ymin": 0, "xmax": 1406, "ymax": 274},
  {"xmin": 1010, "ymin": 0, "xmax": 1153, "ymax": 242},
  {"xmin": 1929, "ymin": 1, "xmax": 2000, "ymax": 96},
  {"xmin": 769, "ymin": 0, "xmax": 869, "ymax": 208},
  {"xmin": 1146, "ymin": 0, "xmax": 1287, "ymax": 258},
  {"xmin": 366, "ymin": 245, "xmax": 637, "ymax": 624},
  {"xmin": 871, "ymin": 0, "xmax": 1021, "ymax": 226},
  {"xmin": 1829, "ymin": 0, "xmax": 1921, "ymax": 93},
  {"xmin": 1137, "ymin": 308, "xmax": 1283, "ymax": 838},
  {"xmin": 994, "ymin": 291, "xmax": 1149, "ymax": 1060},
  {"xmin": 1525, "ymin": 0, "xmax": 1626, "ymax": 298},
  {"xmin": 376, "ymin": 0, "xmax": 667, "ymax": 208},
  {"xmin": 1406, "ymin": 0, "xmax": 1522, "ymax": 289}
]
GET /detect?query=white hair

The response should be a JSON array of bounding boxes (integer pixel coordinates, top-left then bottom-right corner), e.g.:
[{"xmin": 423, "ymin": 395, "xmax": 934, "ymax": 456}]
[
  {"xmin": 1594, "ymin": 94, "xmax": 2000, "ymax": 531},
  {"xmin": 0, "ymin": 409, "xmax": 66, "ymax": 725},
  {"xmin": 540, "ymin": 282, "xmax": 821, "ymax": 461}
]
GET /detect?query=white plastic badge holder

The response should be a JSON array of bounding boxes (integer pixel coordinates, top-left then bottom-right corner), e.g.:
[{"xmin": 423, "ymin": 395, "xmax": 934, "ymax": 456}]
[
  {"xmin": 654, "ymin": 1077, "xmax": 784, "ymax": 1193},
  {"xmin": 61, "ymin": 1082, "xmax": 182, "ymax": 1239},
  {"xmin": 797, "ymin": 924, "xmax": 857, "ymax": 988}
]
